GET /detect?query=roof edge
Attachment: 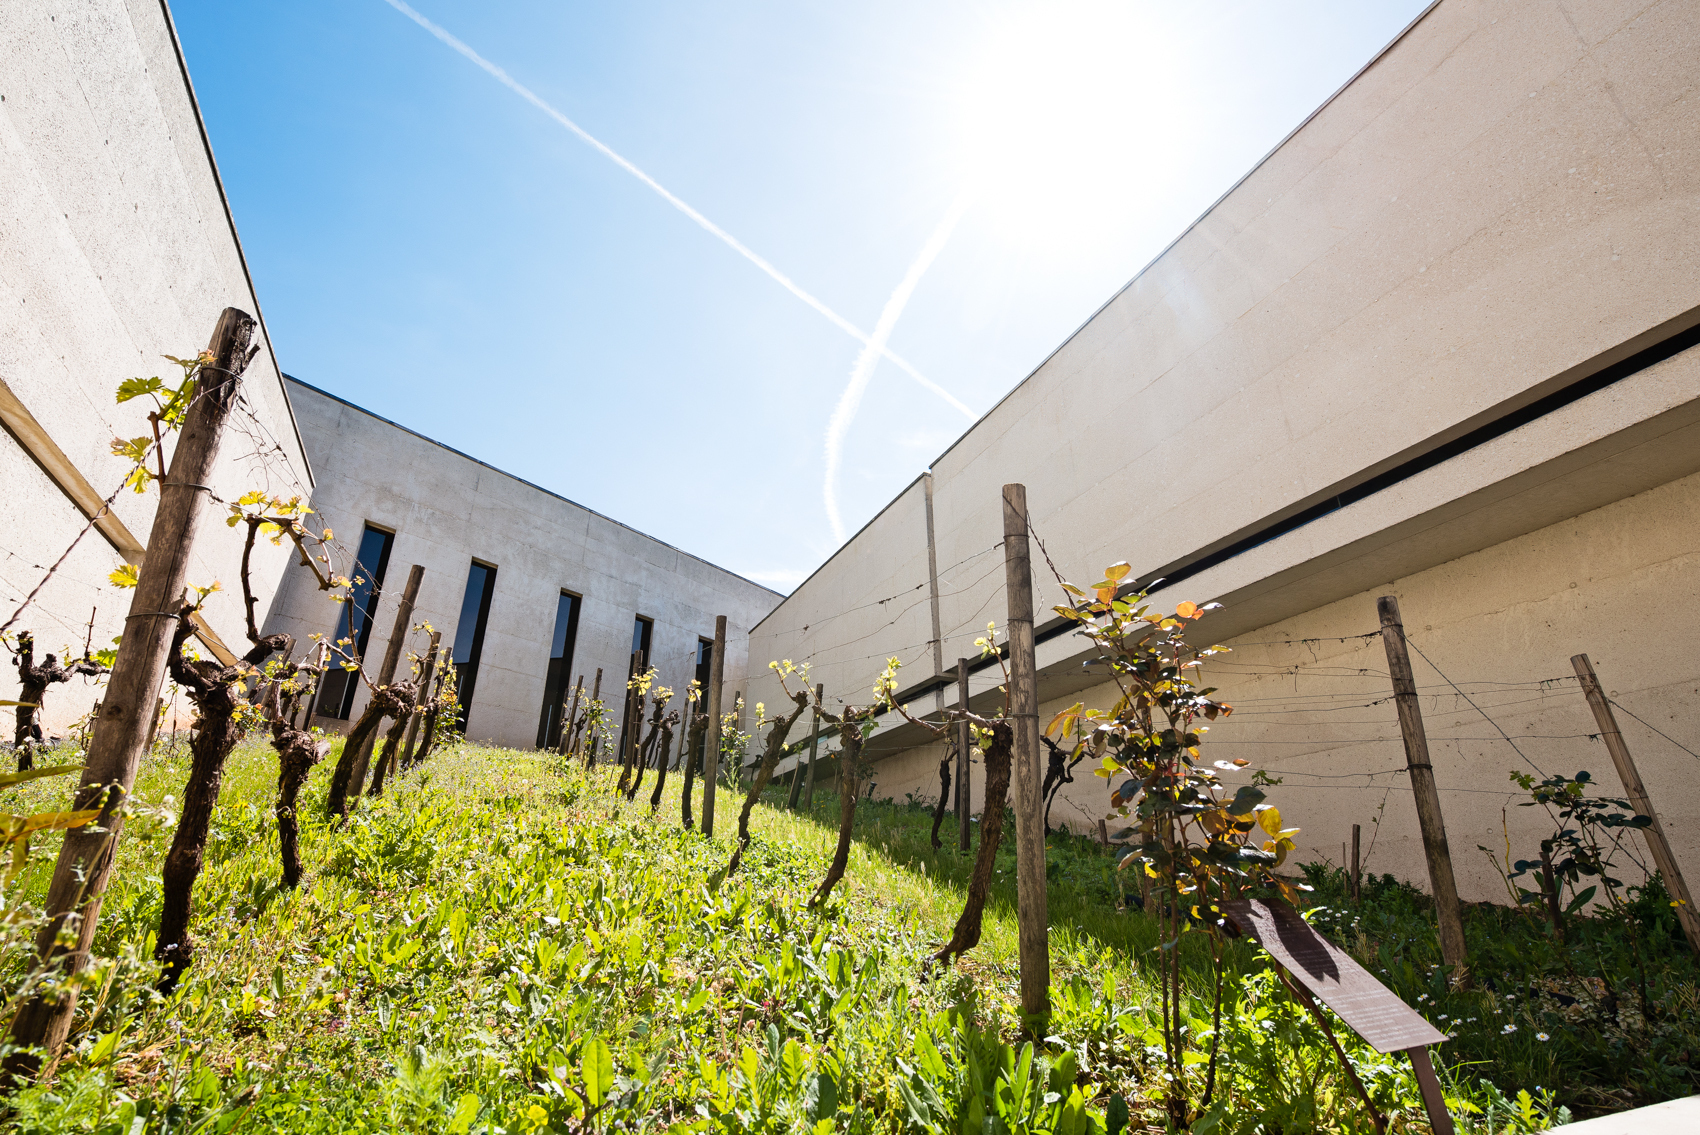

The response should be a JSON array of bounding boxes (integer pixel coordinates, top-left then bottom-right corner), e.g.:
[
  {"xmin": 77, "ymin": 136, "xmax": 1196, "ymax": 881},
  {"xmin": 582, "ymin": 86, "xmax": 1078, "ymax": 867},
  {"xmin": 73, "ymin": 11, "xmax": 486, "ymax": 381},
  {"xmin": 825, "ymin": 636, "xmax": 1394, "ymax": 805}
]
[{"xmin": 283, "ymin": 375, "xmax": 784, "ymax": 600}]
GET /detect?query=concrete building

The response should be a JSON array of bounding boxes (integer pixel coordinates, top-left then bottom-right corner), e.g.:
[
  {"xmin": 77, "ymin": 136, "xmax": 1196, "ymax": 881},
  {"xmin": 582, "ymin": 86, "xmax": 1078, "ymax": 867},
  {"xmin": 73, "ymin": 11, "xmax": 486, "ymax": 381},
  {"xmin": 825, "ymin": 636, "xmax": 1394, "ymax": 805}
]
[
  {"xmin": 741, "ymin": 0, "xmax": 1700, "ymax": 903},
  {"xmin": 1, "ymin": 0, "xmax": 312, "ymax": 732},
  {"xmin": 264, "ymin": 379, "xmax": 778, "ymax": 750},
  {"xmin": 1, "ymin": 1, "xmax": 777, "ymax": 750}
]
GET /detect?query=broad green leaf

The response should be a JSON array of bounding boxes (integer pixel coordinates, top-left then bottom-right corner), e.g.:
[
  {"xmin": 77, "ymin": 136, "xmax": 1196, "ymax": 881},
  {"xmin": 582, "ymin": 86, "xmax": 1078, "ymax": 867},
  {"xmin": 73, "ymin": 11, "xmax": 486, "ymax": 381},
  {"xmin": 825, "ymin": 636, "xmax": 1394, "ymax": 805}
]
[
  {"xmin": 446, "ymin": 1093, "xmax": 480, "ymax": 1135},
  {"xmin": 582, "ymin": 1037, "xmax": 613, "ymax": 1107},
  {"xmin": 0, "ymin": 764, "xmax": 79, "ymax": 788}
]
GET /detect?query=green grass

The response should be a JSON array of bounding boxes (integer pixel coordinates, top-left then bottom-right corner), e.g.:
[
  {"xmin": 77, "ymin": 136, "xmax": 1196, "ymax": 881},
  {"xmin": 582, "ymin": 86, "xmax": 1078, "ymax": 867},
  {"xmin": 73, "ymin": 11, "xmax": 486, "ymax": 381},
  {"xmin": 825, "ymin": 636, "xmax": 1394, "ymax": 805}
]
[{"xmin": 0, "ymin": 739, "xmax": 1680, "ymax": 1132}]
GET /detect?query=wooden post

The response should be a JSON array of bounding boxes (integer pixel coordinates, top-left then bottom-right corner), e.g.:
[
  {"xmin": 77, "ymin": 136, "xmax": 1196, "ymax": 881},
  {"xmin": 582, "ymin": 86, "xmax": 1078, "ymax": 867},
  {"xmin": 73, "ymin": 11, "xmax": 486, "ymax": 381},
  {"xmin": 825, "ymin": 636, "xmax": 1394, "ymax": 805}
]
[
  {"xmin": 1351, "ymin": 823, "xmax": 1362, "ymax": 903},
  {"xmin": 1571, "ymin": 653, "xmax": 1700, "ymax": 952},
  {"xmin": 1002, "ymin": 483, "xmax": 1049, "ymax": 1023},
  {"xmin": 7, "ymin": 307, "xmax": 257, "ymax": 1072},
  {"xmin": 585, "ymin": 668, "xmax": 603, "ymax": 761},
  {"xmin": 1098, "ymin": 818, "xmax": 1109, "ymax": 847},
  {"xmin": 401, "ymin": 631, "xmax": 441, "ymax": 766},
  {"xmin": 142, "ymin": 696, "xmax": 164, "ymax": 756},
  {"xmin": 701, "ymin": 616, "xmax": 727, "ymax": 837},
  {"xmin": 350, "ymin": 564, "xmax": 424, "ymax": 797},
  {"xmin": 619, "ymin": 649, "xmax": 643, "ymax": 777},
  {"xmin": 1407, "ymin": 1047, "xmax": 1456, "ymax": 1135},
  {"xmin": 924, "ymin": 472, "xmax": 947, "ymax": 716},
  {"xmin": 556, "ymin": 674, "xmax": 584, "ymax": 755},
  {"xmin": 786, "ymin": 683, "xmax": 819, "ymax": 809},
  {"xmin": 1377, "ymin": 596, "xmax": 1468, "ymax": 982},
  {"xmin": 804, "ymin": 681, "xmax": 823, "ymax": 810},
  {"xmin": 956, "ymin": 657, "xmax": 971, "ymax": 852},
  {"xmin": 730, "ymin": 691, "xmax": 744, "ymax": 785}
]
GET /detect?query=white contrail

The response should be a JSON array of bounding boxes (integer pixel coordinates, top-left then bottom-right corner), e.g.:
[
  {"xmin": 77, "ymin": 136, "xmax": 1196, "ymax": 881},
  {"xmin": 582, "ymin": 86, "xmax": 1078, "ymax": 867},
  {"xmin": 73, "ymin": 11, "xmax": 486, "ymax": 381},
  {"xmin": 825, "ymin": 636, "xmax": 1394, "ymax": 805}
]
[
  {"xmin": 381, "ymin": 0, "xmax": 973, "ymax": 419},
  {"xmin": 824, "ymin": 194, "xmax": 972, "ymax": 544}
]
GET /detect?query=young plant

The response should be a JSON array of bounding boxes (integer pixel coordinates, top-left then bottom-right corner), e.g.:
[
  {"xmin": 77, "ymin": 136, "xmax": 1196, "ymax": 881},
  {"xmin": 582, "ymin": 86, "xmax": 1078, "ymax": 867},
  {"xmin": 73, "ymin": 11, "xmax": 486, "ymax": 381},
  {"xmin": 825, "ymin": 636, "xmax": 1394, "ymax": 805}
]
[
  {"xmin": 259, "ymin": 642, "xmax": 331, "ymax": 888},
  {"xmin": 878, "ymin": 628, "xmax": 1015, "ymax": 965},
  {"xmin": 410, "ymin": 663, "xmax": 460, "ymax": 768},
  {"xmin": 807, "ymin": 689, "xmax": 881, "ymax": 910},
  {"xmin": 624, "ymin": 686, "xmax": 673, "ymax": 803},
  {"xmin": 1046, "ymin": 563, "xmax": 1300, "ymax": 1128},
  {"xmin": 646, "ymin": 696, "xmax": 687, "ymax": 814},
  {"xmin": 1508, "ymin": 769, "xmax": 1655, "ymax": 1019},
  {"xmin": 616, "ymin": 667, "xmax": 659, "ymax": 794},
  {"xmin": 368, "ymin": 628, "xmax": 436, "ymax": 798},
  {"xmin": 726, "ymin": 662, "xmax": 811, "ymax": 876},
  {"xmin": 679, "ymin": 684, "xmax": 709, "ymax": 830}
]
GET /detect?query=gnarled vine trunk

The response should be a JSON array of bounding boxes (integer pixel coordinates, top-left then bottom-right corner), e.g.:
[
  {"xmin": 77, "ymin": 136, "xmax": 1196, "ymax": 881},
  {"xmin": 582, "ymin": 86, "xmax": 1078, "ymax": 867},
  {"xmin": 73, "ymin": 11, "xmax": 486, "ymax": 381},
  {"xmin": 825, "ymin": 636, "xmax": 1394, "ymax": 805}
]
[
  {"xmin": 325, "ymin": 684, "xmax": 407, "ymax": 819},
  {"xmin": 1040, "ymin": 735, "xmax": 1081, "ymax": 835},
  {"xmin": 625, "ymin": 699, "xmax": 665, "ymax": 802},
  {"xmin": 11, "ymin": 632, "xmax": 100, "ymax": 770},
  {"xmin": 615, "ymin": 693, "xmax": 645, "ymax": 795},
  {"xmin": 932, "ymin": 721, "xmax": 1013, "ymax": 964},
  {"xmin": 809, "ymin": 708, "xmax": 874, "ymax": 908},
  {"xmin": 366, "ymin": 685, "xmax": 417, "ymax": 799},
  {"xmin": 728, "ymin": 691, "xmax": 809, "ymax": 875},
  {"xmin": 647, "ymin": 715, "xmax": 678, "ymax": 813},
  {"xmin": 271, "ymin": 718, "xmax": 327, "ymax": 888},
  {"xmin": 680, "ymin": 713, "xmax": 706, "ymax": 829},
  {"xmin": 407, "ymin": 664, "xmax": 450, "ymax": 770},
  {"xmin": 929, "ymin": 743, "xmax": 955, "ymax": 850},
  {"xmin": 156, "ymin": 612, "xmax": 289, "ymax": 992}
]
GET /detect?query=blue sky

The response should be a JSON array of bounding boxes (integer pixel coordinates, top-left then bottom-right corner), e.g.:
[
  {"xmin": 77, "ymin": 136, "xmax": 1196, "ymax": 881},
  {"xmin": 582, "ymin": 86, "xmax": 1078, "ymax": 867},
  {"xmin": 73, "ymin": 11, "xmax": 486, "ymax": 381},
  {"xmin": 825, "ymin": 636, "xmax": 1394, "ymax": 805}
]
[{"xmin": 176, "ymin": 0, "xmax": 1430, "ymax": 590}]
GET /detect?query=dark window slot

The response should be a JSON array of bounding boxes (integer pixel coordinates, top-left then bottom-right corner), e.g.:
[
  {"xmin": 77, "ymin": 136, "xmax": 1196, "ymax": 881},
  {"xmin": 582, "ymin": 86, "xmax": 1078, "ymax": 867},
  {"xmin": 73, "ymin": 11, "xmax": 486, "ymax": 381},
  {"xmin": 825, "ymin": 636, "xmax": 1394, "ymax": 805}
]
[
  {"xmin": 452, "ymin": 560, "xmax": 498, "ymax": 733},
  {"xmin": 617, "ymin": 615, "xmax": 654, "ymax": 759},
  {"xmin": 316, "ymin": 524, "xmax": 393, "ymax": 720},
  {"xmin": 535, "ymin": 591, "xmax": 583, "ymax": 749}
]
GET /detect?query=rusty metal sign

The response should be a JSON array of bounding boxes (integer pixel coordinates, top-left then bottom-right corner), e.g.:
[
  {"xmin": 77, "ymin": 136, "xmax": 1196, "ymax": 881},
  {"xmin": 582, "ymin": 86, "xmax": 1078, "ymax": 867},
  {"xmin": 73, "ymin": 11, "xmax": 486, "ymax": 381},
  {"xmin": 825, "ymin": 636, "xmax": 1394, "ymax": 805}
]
[{"xmin": 1221, "ymin": 898, "xmax": 1447, "ymax": 1054}]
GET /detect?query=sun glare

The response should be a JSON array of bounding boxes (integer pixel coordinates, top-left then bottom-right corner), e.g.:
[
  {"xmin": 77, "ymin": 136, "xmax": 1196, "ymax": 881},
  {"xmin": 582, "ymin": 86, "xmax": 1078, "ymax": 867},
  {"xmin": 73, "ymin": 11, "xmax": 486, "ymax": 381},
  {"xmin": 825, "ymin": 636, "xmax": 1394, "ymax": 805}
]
[{"xmin": 948, "ymin": 1, "xmax": 1190, "ymax": 255}]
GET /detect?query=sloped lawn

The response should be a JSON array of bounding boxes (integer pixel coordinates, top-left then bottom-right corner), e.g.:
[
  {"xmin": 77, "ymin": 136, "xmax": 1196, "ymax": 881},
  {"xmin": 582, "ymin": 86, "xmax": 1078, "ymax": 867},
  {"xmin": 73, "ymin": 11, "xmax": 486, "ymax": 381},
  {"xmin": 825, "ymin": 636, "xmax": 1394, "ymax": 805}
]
[{"xmin": 2, "ymin": 741, "xmax": 1687, "ymax": 1132}]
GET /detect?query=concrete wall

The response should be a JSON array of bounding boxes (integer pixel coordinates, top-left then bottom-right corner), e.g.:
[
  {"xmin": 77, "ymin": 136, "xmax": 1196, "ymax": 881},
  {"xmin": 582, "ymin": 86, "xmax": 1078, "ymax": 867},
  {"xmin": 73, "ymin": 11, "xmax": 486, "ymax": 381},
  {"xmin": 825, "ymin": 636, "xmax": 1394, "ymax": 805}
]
[
  {"xmin": 744, "ymin": 0, "xmax": 1700, "ymax": 901},
  {"xmin": 1, "ymin": 0, "xmax": 311, "ymax": 737},
  {"xmin": 265, "ymin": 380, "xmax": 780, "ymax": 750}
]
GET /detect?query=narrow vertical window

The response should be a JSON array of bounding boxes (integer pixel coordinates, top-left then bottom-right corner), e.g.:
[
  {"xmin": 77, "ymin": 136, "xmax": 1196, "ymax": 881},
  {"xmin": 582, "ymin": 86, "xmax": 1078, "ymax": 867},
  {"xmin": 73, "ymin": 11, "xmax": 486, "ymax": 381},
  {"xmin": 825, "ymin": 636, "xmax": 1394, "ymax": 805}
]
[
  {"xmin": 535, "ymin": 591, "xmax": 582, "ymax": 749},
  {"xmin": 690, "ymin": 637, "xmax": 713, "ymax": 764},
  {"xmin": 316, "ymin": 523, "xmax": 393, "ymax": 720},
  {"xmin": 617, "ymin": 615, "xmax": 654, "ymax": 758},
  {"xmin": 451, "ymin": 560, "xmax": 498, "ymax": 732}
]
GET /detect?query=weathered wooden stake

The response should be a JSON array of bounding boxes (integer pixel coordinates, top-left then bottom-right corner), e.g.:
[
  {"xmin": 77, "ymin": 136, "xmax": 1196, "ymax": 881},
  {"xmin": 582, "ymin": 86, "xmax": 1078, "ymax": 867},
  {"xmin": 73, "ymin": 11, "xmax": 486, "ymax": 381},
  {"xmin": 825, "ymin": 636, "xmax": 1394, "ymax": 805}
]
[
  {"xmin": 701, "ymin": 615, "xmax": 727, "ymax": 837},
  {"xmin": 731, "ymin": 691, "xmax": 743, "ymax": 785},
  {"xmin": 7, "ymin": 307, "xmax": 257, "ymax": 1074},
  {"xmin": 924, "ymin": 472, "xmax": 947, "ymax": 711},
  {"xmin": 556, "ymin": 674, "xmax": 584, "ymax": 755},
  {"xmin": 1002, "ymin": 483, "xmax": 1049, "ymax": 1024},
  {"xmin": 142, "ymin": 696, "xmax": 164, "ymax": 755},
  {"xmin": 350, "ymin": 563, "xmax": 424, "ymax": 798},
  {"xmin": 1571, "ymin": 653, "xmax": 1700, "ymax": 952},
  {"xmin": 957, "ymin": 657, "xmax": 971, "ymax": 852},
  {"xmin": 1408, "ymin": 1048, "xmax": 1455, "ymax": 1135},
  {"xmin": 803, "ymin": 681, "xmax": 823, "ymax": 810},
  {"xmin": 787, "ymin": 682, "xmax": 820, "ymax": 809},
  {"xmin": 1377, "ymin": 596, "xmax": 1468, "ymax": 983},
  {"xmin": 580, "ymin": 668, "xmax": 602, "ymax": 762},
  {"xmin": 1351, "ymin": 823, "xmax": 1362, "ymax": 903},
  {"xmin": 400, "ymin": 630, "xmax": 441, "ymax": 767}
]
